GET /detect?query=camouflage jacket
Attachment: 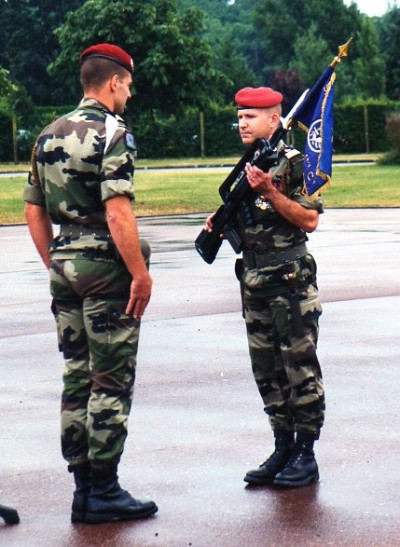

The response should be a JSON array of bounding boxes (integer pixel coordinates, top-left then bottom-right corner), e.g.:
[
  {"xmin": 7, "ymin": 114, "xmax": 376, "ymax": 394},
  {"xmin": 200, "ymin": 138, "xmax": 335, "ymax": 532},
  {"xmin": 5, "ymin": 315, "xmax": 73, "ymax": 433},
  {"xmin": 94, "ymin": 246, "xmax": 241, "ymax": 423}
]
[
  {"xmin": 239, "ymin": 142, "xmax": 323, "ymax": 254},
  {"xmin": 238, "ymin": 143, "xmax": 324, "ymax": 289},
  {"xmin": 23, "ymin": 98, "xmax": 136, "ymax": 258}
]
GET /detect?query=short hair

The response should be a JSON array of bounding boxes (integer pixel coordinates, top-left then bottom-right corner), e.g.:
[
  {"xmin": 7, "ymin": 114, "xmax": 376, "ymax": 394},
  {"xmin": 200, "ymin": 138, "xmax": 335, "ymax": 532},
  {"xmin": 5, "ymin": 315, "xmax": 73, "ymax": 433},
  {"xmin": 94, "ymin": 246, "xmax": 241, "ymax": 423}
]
[{"xmin": 80, "ymin": 57, "xmax": 129, "ymax": 90}]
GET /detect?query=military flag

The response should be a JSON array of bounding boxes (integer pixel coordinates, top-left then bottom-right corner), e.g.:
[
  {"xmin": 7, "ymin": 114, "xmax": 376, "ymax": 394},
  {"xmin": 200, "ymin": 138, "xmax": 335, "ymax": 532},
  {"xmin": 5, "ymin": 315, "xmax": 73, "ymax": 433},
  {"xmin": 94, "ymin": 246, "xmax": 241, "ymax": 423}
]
[
  {"xmin": 289, "ymin": 39, "xmax": 352, "ymax": 198},
  {"xmin": 291, "ymin": 67, "xmax": 335, "ymax": 198}
]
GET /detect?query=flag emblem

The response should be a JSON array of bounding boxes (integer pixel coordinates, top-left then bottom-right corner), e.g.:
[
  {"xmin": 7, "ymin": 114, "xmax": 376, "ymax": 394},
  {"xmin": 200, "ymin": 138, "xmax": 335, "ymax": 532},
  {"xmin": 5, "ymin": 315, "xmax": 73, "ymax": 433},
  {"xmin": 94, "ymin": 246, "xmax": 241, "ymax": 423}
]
[{"xmin": 308, "ymin": 119, "xmax": 322, "ymax": 153}]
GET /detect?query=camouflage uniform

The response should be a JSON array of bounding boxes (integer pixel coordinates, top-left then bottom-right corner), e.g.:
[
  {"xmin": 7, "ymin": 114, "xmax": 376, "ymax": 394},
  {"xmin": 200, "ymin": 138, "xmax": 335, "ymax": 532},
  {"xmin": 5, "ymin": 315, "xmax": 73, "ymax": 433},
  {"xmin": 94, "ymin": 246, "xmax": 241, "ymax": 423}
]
[
  {"xmin": 23, "ymin": 98, "xmax": 148, "ymax": 467},
  {"xmin": 238, "ymin": 143, "xmax": 325, "ymax": 439}
]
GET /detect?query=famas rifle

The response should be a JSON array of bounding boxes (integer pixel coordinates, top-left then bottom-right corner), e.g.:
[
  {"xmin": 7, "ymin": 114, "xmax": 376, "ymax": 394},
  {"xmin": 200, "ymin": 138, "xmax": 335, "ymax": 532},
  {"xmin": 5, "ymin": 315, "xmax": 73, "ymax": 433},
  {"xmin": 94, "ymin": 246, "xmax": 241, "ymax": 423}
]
[{"xmin": 194, "ymin": 90, "xmax": 308, "ymax": 264}]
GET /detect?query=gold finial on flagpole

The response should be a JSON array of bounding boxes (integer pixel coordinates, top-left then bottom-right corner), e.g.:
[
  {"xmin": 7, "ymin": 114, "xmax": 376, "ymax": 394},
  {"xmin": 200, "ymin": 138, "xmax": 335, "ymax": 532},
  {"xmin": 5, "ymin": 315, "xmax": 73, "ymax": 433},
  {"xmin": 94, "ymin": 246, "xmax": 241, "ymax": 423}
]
[{"xmin": 330, "ymin": 37, "xmax": 353, "ymax": 68}]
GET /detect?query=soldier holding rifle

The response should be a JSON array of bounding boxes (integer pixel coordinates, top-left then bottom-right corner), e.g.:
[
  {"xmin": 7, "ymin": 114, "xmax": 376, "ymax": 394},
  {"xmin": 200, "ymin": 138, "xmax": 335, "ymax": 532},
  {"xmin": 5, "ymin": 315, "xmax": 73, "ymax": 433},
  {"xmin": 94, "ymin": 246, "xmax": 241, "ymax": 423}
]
[{"xmin": 204, "ymin": 86, "xmax": 325, "ymax": 488}]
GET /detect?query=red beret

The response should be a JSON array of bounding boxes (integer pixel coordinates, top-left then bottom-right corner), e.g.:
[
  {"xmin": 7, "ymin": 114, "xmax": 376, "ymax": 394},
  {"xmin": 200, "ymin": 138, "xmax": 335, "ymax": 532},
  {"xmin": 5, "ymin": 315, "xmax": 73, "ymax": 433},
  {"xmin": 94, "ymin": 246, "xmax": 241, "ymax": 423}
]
[
  {"xmin": 235, "ymin": 87, "xmax": 283, "ymax": 109},
  {"xmin": 80, "ymin": 43, "xmax": 134, "ymax": 74}
]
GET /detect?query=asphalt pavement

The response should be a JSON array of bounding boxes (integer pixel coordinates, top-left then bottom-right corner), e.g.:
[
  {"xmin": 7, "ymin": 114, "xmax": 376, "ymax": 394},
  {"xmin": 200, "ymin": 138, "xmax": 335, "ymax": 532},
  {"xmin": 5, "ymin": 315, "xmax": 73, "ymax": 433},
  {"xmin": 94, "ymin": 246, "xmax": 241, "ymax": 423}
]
[{"xmin": 1, "ymin": 208, "xmax": 400, "ymax": 546}]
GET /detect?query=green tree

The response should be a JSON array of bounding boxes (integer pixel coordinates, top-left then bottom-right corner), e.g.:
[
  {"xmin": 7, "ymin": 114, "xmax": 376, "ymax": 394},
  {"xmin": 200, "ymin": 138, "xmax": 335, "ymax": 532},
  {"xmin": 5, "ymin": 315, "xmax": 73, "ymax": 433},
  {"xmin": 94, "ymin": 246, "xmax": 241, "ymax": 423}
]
[
  {"xmin": 51, "ymin": 0, "xmax": 220, "ymax": 114},
  {"xmin": 378, "ymin": 6, "xmax": 400, "ymax": 100},
  {"xmin": 0, "ymin": 0, "xmax": 84, "ymax": 105},
  {"xmin": 0, "ymin": 67, "xmax": 16, "ymax": 106},
  {"xmin": 352, "ymin": 17, "xmax": 385, "ymax": 99},
  {"xmin": 176, "ymin": 0, "xmax": 263, "ymax": 101},
  {"xmin": 0, "ymin": 66, "xmax": 39, "ymax": 160},
  {"xmin": 289, "ymin": 23, "xmax": 330, "ymax": 86},
  {"xmin": 252, "ymin": 0, "xmax": 362, "ymax": 72}
]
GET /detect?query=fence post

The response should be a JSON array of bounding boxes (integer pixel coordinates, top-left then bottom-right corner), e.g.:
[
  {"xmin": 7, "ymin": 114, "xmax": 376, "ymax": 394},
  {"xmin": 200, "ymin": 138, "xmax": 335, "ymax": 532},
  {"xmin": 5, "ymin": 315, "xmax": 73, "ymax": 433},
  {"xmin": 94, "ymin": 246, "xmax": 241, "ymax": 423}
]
[
  {"xmin": 199, "ymin": 111, "xmax": 205, "ymax": 158},
  {"xmin": 363, "ymin": 104, "xmax": 370, "ymax": 154},
  {"xmin": 12, "ymin": 113, "xmax": 18, "ymax": 164}
]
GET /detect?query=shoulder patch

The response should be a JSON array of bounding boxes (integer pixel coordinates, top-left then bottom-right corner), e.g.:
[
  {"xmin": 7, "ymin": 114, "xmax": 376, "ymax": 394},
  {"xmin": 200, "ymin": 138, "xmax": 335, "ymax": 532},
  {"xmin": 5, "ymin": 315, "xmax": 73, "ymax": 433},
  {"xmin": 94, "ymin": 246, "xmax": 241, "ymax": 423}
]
[{"xmin": 125, "ymin": 132, "xmax": 137, "ymax": 151}]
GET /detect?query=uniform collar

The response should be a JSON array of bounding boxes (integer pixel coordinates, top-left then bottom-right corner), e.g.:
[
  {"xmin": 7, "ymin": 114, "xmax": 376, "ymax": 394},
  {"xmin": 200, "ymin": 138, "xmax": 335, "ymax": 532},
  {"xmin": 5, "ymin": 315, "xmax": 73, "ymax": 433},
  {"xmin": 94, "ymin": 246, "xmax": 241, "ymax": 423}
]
[{"xmin": 79, "ymin": 97, "xmax": 122, "ymax": 121}]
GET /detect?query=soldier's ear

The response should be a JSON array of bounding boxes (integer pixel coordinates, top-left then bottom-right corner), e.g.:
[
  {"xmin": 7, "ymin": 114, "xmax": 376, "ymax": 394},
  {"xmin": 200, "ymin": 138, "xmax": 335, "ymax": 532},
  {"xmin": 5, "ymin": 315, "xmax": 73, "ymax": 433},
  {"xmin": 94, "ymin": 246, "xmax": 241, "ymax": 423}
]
[
  {"xmin": 271, "ymin": 111, "xmax": 280, "ymax": 128},
  {"xmin": 110, "ymin": 74, "xmax": 120, "ymax": 92}
]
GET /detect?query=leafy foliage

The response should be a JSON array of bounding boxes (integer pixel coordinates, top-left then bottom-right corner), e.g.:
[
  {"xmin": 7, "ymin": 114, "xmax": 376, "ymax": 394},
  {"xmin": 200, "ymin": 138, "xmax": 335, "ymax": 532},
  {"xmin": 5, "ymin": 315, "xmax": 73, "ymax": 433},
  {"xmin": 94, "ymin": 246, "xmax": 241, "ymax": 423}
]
[
  {"xmin": 378, "ymin": 6, "xmax": 400, "ymax": 101},
  {"xmin": 51, "ymin": 0, "xmax": 221, "ymax": 114},
  {"xmin": 0, "ymin": 0, "xmax": 84, "ymax": 104},
  {"xmin": 379, "ymin": 113, "xmax": 400, "ymax": 164},
  {"xmin": 0, "ymin": 0, "xmax": 398, "ymax": 160}
]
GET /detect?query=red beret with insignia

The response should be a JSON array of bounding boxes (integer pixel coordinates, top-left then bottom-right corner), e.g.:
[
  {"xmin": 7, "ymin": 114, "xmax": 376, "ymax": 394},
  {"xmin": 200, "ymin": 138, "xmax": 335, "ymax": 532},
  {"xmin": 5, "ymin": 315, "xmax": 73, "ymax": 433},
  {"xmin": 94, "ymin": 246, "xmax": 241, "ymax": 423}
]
[
  {"xmin": 80, "ymin": 43, "xmax": 134, "ymax": 74},
  {"xmin": 235, "ymin": 87, "xmax": 283, "ymax": 109}
]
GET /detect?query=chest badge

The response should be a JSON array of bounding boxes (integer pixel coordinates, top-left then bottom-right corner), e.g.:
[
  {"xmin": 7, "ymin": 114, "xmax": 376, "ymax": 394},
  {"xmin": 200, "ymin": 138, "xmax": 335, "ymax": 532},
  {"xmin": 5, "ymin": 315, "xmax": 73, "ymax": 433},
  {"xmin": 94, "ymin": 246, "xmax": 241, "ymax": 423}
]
[{"xmin": 255, "ymin": 197, "xmax": 273, "ymax": 211}]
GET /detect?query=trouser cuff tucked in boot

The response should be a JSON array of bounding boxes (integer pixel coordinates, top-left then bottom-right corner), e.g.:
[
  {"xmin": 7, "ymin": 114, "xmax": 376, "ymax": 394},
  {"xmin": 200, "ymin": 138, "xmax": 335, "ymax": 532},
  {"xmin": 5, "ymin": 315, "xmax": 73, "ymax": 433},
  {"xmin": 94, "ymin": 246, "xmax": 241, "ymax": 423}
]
[
  {"xmin": 244, "ymin": 430, "xmax": 295, "ymax": 486},
  {"xmin": 273, "ymin": 433, "xmax": 319, "ymax": 488},
  {"xmin": 85, "ymin": 463, "xmax": 158, "ymax": 524}
]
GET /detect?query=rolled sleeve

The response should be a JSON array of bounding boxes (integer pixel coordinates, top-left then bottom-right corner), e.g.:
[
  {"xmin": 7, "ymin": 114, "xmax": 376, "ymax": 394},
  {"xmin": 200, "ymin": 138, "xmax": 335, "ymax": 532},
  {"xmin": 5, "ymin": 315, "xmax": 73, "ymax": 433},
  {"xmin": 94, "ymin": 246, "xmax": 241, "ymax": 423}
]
[
  {"xmin": 101, "ymin": 131, "xmax": 135, "ymax": 202},
  {"xmin": 23, "ymin": 173, "xmax": 46, "ymax": 207},
  {"xmin": 292, "ymin": 188, "xmax": 324, "ymax": 214},
  {"xmin": 101, "ymin": 178, "xmax": 134, "ymax": 202}
]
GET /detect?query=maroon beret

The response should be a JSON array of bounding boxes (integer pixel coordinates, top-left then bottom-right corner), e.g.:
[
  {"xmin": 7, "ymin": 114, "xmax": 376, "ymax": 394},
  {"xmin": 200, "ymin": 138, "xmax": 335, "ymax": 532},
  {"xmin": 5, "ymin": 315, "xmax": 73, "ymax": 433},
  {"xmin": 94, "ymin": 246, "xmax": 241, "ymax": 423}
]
[
  {"xmin": 235, "ymin": 87, "xmax": 283, "ymax": 109},
  {"xmin": 80, "ymin": 43, "xmax": 134, "ymax": 74}
]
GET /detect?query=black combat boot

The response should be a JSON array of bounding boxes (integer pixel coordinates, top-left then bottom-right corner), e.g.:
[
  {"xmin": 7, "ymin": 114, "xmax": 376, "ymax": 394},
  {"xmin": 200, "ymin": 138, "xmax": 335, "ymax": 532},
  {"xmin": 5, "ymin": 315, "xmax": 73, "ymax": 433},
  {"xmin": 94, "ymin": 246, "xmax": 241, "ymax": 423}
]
[
  {"xmin": 69, "ymin": 462, "xmax": 91, "ymax": 523},
  {"xmin": 273, "ymin": 433, "xmax": 319, "ymax": 487},
  {"xmin": 244, "ymin": 431, "xmax": 295, "ymax": 485},
  {"xmin": 0, "ymin": 503, "xmax": 20, "ymax": 525},
  {"xmin": 85, "ymin": 464, "xmax": 158, "ymax": 524}
]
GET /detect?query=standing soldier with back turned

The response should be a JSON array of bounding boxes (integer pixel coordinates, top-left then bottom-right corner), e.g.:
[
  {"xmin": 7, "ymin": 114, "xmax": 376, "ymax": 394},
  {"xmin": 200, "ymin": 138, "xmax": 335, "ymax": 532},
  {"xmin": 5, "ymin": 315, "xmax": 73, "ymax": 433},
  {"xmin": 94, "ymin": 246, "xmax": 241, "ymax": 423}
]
[
  {"xmin": 23, "ymin": 43, "xmax": 158, "ymax": 523},
  {"xmin": 205, "ymin": 86, "xmax": 325, "ymax": 488}
]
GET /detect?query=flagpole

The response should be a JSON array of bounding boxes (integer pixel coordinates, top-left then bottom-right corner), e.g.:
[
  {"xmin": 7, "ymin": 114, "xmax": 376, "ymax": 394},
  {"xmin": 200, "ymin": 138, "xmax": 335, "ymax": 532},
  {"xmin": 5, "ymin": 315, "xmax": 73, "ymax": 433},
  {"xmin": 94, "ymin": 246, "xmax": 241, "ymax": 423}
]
[{"xmin": 330, "ymin": 37, "xmax": 353, "ymax": 68}]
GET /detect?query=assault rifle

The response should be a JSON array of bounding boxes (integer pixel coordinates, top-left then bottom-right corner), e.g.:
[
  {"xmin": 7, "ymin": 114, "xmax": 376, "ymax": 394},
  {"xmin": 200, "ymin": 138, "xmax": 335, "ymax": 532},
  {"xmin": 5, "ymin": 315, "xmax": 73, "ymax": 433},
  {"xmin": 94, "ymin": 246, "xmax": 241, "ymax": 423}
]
[{"xmin": 194, "ymin": 90, "xmax": 308, "ymax": 264}]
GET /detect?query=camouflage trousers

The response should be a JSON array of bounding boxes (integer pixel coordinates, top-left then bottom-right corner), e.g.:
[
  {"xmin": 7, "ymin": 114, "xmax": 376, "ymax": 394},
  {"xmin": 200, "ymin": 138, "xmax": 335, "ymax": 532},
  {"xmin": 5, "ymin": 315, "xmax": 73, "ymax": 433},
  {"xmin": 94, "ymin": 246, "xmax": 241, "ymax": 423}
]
[
  {"xmin": 243, "ymin": 258, "xmax": 325, "ymax": 438},
  {"xmin": 49, "ymin": 257, "xmax": 141, "ymax": 467}
]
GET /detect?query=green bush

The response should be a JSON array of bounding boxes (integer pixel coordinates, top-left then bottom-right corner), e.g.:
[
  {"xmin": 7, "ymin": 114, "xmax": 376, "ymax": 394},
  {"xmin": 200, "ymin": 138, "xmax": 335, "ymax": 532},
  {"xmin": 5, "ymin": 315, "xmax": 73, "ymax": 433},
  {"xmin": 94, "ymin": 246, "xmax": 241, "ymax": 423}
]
[
  {"xmin": 0, "ymin": 108, "xmax": 13, "ymax": 161},
  {"xmin": 133, "ymin": 106, "xmax": 243, "ymax": 158},
  {"xmin": 2, "ymin": 99, "xmax": 400, "ymax": 161},
  {"xmin": 378, "ymin": 112, "xmax": 400, "ymax": 164},
  {"xmin": 334, "ymin": 100, "xmax": 400, "ymax": 153}
]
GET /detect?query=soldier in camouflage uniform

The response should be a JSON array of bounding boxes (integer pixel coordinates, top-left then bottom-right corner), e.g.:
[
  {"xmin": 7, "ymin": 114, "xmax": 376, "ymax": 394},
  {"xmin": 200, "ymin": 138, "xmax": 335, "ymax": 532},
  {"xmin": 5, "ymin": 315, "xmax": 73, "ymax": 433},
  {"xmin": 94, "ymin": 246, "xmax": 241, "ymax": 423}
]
[
  {"xmin": 23, "ymin": 43, "xmax": 158, "ymax": 523},
  {"xmin": 206, "ymin": 87, "xmax": 325, "ymax": 488}
]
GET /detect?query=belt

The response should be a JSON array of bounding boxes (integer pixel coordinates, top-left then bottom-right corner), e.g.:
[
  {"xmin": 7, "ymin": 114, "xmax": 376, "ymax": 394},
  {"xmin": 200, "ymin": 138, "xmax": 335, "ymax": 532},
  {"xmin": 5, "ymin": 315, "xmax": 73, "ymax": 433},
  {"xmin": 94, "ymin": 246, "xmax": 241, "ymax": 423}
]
[
  {"xmin": 59, "ymin": 224, "xmax": 111, "ymax": 238},
  {"xmin": 243, "ymin": 243, "xmax": 307, "ymax": 269}
]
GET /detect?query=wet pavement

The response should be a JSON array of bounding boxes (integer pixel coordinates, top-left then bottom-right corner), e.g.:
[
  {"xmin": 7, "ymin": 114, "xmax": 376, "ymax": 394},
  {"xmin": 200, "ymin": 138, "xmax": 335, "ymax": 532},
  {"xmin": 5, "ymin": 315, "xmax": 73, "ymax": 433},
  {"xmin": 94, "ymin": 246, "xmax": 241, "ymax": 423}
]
[{"xmin": 1, "ymin": 208, "xmax": 400, "ymax": 546}]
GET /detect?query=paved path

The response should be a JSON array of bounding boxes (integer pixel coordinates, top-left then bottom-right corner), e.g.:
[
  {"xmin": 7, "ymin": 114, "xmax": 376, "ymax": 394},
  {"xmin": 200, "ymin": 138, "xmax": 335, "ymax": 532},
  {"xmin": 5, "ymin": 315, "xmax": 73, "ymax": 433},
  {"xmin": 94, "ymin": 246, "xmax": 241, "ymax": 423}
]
[{"xmin": 0, "ymin": 209, "xmax": 400, "ymax": 546}]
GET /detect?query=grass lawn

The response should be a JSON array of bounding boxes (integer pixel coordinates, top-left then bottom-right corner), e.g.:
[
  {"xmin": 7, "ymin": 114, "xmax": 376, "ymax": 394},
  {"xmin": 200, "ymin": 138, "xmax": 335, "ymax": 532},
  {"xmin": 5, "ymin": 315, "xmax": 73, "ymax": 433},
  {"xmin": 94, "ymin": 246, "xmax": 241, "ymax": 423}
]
[
  {"xmin": 325, "ymin": 163, "xmax": 400, "ymax": 208},
  {"xmin": 1, "ymin": 162, "xmax": 399, "ymax": 225}
]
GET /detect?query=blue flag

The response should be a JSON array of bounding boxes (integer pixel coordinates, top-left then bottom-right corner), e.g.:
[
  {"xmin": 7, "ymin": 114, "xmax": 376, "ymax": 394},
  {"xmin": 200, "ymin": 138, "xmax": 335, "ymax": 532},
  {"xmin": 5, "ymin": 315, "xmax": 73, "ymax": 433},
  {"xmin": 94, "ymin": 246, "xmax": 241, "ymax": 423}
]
[{"xmin": 291, "ymin": 66, "xmax": 336, "ymax": 198}]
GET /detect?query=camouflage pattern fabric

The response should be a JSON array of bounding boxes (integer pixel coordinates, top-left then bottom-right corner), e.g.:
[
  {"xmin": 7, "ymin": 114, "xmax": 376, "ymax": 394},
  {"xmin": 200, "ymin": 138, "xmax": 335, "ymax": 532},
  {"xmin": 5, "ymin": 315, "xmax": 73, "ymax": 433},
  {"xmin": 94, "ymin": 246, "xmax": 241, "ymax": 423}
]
[
  {"xmin": 50, "ymin": 258, "xmax": 141, "ymax": 465},
  {"xmin": 238, "ymin": 146, "xmax": 325, "ymax": 438},
  {"xmin": 23, "ymin": 98, "xmax": 136, "ymax": 259},
  {"xmin": 23, "ymin": 98, "xmax": 147, "ymax": 467},
  {"xmin": 243, "ymin": 254, "xmax": 325, "ymax": 438},
  {"xmin": 239, "ymin": 147, "xmax": 324, "ymax": 258}
]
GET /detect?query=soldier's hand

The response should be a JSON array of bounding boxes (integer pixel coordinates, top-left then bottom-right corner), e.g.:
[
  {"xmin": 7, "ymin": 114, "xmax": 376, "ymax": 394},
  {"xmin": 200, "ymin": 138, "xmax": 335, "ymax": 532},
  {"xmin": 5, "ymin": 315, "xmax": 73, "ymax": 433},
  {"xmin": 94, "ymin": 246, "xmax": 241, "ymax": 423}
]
[
  {"xmin": 126, "ymin": 272, "xmax": 153, "ymax": 319},
  {"xmin": 245, "ymin": 163, "xmax": 275, "ymax": 198},
  {"xmin": 204, "ymin": 212, "xmax": 216, "ymax": 233}
]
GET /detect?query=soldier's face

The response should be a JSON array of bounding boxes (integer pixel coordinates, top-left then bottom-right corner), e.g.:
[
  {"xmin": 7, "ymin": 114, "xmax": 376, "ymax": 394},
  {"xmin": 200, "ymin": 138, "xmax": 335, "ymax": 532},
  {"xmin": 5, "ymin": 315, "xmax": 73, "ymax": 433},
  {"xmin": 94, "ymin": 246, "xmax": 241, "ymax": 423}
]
[
  {"xmin": 114, "ymin": 73, "xmax": 132, "ymax": 115},
  {"xmin": 237, "ymin": 108, "xmax": 279, "ymax": 145}
]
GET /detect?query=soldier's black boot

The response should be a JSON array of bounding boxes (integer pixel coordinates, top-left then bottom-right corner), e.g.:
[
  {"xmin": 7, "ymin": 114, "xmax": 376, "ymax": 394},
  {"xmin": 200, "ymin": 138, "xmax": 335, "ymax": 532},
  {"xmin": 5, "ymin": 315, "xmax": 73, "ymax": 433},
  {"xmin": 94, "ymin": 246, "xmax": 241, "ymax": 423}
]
[
  {"xmin": 85, "ymin": 464, "xmax": 158, "ymax": 524},
  {"xmin": 273, "ymin": 433, "xmax": 319, "ymax": 487},
  {"xmin": 70, "ymin": 462, "xmax": 91, "ymax": 523},
  {"xmin": 244, "ymin": 430, "xmax": 295, "ymax": 485},
  {"xmin": 0, "ymin": 503, "xmax": 20, "ymax": 525}
]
